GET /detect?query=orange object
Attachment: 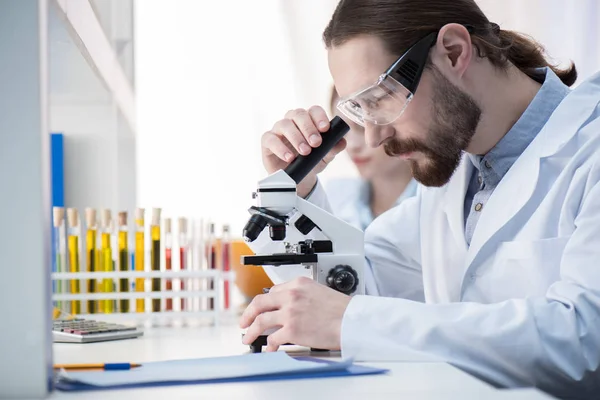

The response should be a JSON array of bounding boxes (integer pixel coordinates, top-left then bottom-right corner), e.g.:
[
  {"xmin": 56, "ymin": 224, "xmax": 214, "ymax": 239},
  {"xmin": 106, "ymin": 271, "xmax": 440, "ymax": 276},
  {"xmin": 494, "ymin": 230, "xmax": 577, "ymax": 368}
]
[
  {"xmin": 230, "ymin": 240, "xmax": 273, "ymax": 301},
  {"xmin": 210, "ymin": 239, "xmax": 272, "ymax": 302}
]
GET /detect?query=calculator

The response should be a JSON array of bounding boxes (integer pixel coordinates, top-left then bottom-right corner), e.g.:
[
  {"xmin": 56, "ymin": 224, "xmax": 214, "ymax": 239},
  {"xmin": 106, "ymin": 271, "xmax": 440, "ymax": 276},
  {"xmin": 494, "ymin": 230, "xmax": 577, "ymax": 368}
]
[{"xmin": 52, "ymin": 318, "xmax": 143, "ymax": 343}]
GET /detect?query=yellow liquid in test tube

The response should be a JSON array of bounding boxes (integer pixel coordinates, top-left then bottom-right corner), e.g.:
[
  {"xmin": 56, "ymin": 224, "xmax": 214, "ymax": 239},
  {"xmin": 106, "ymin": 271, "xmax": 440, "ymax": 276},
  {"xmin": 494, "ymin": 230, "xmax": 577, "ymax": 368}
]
[
  {"xmin": 135, "ymin": 213, "xmax": 145, "ymax": 313},
  {"xmin": 101, "ymin": 232, "xmax": 113, "ymax": 313},
  {"xmin": 68, "ymin": 235, "xmax": 80, "ymax": 315},
  {"xmin": 86, "ymin": 228, "xmax": 97, "ymax": 313},
  {"xmin": 151, "ymin": 224, "xmax": 161, "ymax": 312},
  {"xmin": 119, "ymin": 229, "xmax": 129, "ymax": 312}
]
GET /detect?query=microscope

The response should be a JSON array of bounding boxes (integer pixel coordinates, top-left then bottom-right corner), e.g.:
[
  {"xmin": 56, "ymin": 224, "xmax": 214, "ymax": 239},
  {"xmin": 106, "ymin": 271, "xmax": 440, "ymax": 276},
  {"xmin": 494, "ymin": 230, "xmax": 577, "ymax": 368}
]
[{"xmin": 241, "ymin": 116, "xmax": 365, "ymax": 353}]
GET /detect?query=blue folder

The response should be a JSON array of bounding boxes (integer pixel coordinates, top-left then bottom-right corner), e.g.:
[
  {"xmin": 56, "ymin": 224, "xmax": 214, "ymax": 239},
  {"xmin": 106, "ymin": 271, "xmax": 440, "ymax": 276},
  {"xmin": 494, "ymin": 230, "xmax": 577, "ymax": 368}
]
[
  {"xmin": 50, "ymin": 133, "xmax": 65, "ymax": 208},
  {"xmin": 55, "ymin": 352, "xmax": 387, "ymax": 391},
  {"xmin": 50, "ymin": 133, "xmax": 64, "ymax": 297}
]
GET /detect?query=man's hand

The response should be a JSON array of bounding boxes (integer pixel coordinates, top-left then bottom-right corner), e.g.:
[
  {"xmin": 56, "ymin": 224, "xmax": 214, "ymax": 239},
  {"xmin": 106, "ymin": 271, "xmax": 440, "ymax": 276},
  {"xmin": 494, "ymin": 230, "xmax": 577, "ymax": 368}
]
[
  {"xmin": 239, "ymin": 277, "xmax": 352, "ymax": 352},
  {"xmin": 261, "ymin": 107, "xmax": 346, "ymax": 198}
]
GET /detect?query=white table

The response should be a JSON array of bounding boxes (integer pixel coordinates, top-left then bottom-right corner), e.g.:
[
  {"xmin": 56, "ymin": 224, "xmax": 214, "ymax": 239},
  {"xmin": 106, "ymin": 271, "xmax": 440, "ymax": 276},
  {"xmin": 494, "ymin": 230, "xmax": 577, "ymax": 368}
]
[{"xmin": 50, "ymin": 324, "xmax": 555, "ymax": 400}]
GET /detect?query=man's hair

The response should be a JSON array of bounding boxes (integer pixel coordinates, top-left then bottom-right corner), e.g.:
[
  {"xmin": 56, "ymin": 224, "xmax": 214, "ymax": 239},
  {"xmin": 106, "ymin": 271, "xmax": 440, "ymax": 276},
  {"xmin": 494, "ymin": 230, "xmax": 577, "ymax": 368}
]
[{"xmin": 323, "ymin": 0, "xmax": 577, "ymax": 87}]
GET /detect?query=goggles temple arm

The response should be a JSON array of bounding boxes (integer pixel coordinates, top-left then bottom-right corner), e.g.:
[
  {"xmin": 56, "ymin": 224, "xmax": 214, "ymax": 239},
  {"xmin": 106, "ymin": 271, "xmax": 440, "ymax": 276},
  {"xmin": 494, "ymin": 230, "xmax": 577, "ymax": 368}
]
[{"xmin": 386, "ymin": 31, "xmax": 438, "ymax": 94}]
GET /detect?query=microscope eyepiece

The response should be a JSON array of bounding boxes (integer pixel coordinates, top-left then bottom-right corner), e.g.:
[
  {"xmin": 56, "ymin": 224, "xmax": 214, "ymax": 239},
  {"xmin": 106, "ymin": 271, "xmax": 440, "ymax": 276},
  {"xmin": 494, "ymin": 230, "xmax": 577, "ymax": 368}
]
[
  {"xmin": 284, "ymin": 116, "xmax": 349, "ymax": 184},
  {"xmin": 243, "ymin": 214, "xmax": 268, "ymax": 242}
]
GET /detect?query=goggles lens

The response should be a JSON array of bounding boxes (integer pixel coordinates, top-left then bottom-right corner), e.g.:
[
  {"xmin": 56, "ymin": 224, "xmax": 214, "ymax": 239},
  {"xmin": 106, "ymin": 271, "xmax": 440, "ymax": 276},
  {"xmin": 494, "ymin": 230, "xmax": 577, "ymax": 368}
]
[{"xmin": 336, "ymin": 75, "xmax": 413, "ymax": 127}]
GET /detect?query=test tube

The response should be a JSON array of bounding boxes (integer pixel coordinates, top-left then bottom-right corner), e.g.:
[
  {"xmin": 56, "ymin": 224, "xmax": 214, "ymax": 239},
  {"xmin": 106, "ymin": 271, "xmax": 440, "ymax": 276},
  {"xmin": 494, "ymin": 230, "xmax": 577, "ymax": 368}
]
[
  {"xmin": 134, "ymin": 208, "xmax": 145, "ymax": 313},
  {"xmin": 164, "ymin": 218, "xmax": 173, "ymax": 311},
  {"xmin": 189, "ymin": 219, "xmax": 198, "ymax": 311},
  {"xmin": 208, "ymin": 222, "xmax": 216, "ymax": 311},
  {"xmin": 53, "ymin": 207, "xmax": 67, "ymax": 311},
  {"xmin": 178, "ymin": 217, "xmax": 188, "ymax": 312},
  {"xmin": 111, "ymin": 219, "xmax": 119, "ymax": 312},
  {"xmin": 118, "ymin": 211, "xmax": 130, "ymax": 313},
  {"xmin": 198, "ymin": 219, "xmax": 206, "ymax": 311},
  {"xmin": 151, "ymin": 208, "xmax": 162, "ymax": 312},
  {"xmin": 222, "ymin": 224, "xmax": 231, "ymax": 310},
  {"xmin": 100, "ymin": 210, "xmax": 113, "ymax": 314},
  {"xmin": 85, "ymin": 208, "xmax": 98, "ymax": 314},
  {"xmin": 67, "ymin": 208, "xmax": 81, "ymax": 315}
]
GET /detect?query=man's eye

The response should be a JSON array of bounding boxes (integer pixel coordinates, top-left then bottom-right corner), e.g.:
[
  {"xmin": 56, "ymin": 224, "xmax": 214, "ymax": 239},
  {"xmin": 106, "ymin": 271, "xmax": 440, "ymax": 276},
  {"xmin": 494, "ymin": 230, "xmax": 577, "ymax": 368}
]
[
  {"xmin": 349, "ymin": 100, "xmax": 362, "ymax": 110},
  {"xmin": 364, "ymin": 97, "xmax": 381, "ymax": 109}
]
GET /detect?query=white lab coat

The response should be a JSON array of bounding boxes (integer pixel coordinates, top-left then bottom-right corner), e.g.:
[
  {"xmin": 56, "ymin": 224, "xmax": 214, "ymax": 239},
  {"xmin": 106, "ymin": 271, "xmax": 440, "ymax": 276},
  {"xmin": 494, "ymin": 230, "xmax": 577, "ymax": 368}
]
[{"xmin": 256, "ymin": 72, "xmax": 600, "ymax": 398}]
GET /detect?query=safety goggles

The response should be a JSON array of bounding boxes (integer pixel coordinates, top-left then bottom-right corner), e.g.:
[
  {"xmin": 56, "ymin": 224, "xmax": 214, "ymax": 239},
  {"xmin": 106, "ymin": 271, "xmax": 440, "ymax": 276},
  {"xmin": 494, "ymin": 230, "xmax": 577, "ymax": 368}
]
[{"xmin": 336, "ymin": 31, "xmax": 438, "ymax": 127}]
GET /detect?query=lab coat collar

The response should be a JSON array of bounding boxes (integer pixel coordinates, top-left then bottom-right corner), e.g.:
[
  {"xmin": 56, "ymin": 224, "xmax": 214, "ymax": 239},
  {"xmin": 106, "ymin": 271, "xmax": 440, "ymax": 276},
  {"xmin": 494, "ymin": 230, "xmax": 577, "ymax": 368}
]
[
  {"xmin": 442, "ymin": 156, "xmax": 472, "ymax": 252},
  {"xmin": 459, "ymin": 71, "xmax": 600, "ymax": 295},
  {"xmin": 538, "ymin": 71, "xmax": 600, "ymax": 158}
]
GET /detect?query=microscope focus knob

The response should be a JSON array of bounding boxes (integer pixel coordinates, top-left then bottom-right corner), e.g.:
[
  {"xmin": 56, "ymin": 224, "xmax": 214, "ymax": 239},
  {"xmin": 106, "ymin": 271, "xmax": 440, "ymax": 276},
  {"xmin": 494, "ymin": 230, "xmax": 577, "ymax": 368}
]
[{"xmin": 326, "ymin": 265, "xmax": 359, "ymax": 295}]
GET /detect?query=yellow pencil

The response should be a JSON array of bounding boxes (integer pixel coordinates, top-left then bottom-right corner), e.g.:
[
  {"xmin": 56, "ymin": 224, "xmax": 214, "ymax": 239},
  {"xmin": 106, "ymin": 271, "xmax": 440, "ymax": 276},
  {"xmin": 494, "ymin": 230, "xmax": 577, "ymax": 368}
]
[{"xmin": 54, "ymin": 363, "xmax": 141, "ymax": 371}]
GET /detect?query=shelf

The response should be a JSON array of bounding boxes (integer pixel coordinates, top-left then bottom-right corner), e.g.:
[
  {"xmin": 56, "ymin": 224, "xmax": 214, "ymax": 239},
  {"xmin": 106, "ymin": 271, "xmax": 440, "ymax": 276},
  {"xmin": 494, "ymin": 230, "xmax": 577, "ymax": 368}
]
[
  {"xmin": 48, "ymin": 0, "xmax": 137, "ymax": 215},
  {"xmin": 51, "ymin": 0, "xmax": 136, "ymax": 132}
]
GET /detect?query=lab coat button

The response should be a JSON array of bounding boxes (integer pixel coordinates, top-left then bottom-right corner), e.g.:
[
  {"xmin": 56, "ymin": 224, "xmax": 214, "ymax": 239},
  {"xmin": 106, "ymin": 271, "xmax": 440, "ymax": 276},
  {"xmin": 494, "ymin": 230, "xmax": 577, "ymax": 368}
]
[{"xmin": 475, "ymin": 203, "xmax": 483, "ymax": 212}]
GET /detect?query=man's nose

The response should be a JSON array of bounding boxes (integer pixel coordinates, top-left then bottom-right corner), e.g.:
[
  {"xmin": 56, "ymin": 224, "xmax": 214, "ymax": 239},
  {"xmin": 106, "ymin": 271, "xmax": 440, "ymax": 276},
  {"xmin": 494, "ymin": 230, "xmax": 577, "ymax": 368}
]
[{"xmin": 364, "ymin": 123, "xmax": 394, "ymax": 148}]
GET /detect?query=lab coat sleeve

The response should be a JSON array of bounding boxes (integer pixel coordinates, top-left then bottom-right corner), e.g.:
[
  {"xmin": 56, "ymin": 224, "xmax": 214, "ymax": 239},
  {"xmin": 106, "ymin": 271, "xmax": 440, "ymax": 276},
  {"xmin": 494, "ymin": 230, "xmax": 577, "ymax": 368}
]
[{"xmin": 341, "ymin": 182, "xmax": 600, "ymax": 398}]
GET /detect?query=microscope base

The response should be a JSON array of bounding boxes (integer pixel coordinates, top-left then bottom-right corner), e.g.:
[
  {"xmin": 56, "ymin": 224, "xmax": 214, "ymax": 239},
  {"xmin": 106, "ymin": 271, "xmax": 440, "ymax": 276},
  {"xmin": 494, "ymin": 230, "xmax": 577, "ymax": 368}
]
[
  {"xmin": 248, "ymin": 335, "xmax": 268, "ymax": 353},
  {"xmin": 244, "ymin": 334, "xmax": 330, "ymax": 353}
]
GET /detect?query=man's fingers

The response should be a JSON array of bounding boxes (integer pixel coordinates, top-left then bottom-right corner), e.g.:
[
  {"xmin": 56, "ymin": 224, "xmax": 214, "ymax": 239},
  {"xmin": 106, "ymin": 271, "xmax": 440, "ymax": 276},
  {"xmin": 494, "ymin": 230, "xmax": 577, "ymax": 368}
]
[
  {"xmin": 261, "ymin": 131, "xmax": 296, "ymax": 163},
  {"xmin": 242, "ymin": 311, "xmax": 282, "ymax": 345},
  {"xmin": 266, "ymin": 282, "xmax": 288, "ymax": 295},
  {"xmin": 265, "ymin": 328, "xmax": 290, "ymax": 352},
  {"xmin": 239, "ymin": 293, "xmax": 280, "ymax": 329},
  {"xmin": 291, "ymin": 109, "xmax": 321, "ymax": 147},
  {"xmin": 272, "ymin": 119, "xmax": 312, "ymax": 156},
  {"xmin": 268, "ymin": 276, "xmax": 312, "ymax": 295},
  {"xmin": 308, "ymin": 105, "xmax": 330, "ymax": 133}
]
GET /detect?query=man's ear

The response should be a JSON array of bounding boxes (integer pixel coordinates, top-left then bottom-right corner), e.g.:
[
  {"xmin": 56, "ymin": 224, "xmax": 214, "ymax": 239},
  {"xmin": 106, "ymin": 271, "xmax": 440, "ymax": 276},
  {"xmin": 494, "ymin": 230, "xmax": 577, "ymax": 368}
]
[{"xmin": 430, "ymin": 23, "xmax": 472, "ymax": 78}]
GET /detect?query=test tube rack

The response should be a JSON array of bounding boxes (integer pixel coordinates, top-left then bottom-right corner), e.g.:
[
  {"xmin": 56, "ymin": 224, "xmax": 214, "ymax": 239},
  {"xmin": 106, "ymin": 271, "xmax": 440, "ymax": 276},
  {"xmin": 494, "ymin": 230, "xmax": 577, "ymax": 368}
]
[
  {"xmin": 51, "ymin": 269, "xmax": 236, "ymax": 326},
  {"xmin": 51, "ymin": 207, "xmax": 239, "ymax": 326}
]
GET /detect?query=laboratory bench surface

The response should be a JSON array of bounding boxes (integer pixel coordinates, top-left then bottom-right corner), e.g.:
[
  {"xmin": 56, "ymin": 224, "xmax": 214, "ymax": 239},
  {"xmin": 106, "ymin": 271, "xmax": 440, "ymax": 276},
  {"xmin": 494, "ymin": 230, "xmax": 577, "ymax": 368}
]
[{"xmin": 50, "ymin": 323, "xmax": 556, "ymax": 400}]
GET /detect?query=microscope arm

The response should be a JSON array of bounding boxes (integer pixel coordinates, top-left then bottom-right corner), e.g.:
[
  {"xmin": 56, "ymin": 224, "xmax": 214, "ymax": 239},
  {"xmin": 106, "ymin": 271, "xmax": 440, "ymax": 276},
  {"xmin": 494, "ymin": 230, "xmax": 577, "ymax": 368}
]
[{"xmin": 294, "ymin": 196, "xmax": 363, "ymax": 255}]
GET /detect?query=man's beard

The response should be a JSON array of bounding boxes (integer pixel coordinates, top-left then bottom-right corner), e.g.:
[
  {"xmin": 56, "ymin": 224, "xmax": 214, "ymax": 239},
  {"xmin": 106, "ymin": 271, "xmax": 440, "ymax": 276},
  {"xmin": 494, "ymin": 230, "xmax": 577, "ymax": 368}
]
[{"xmin": 384, "ymin": 67, "xmax": 481, "ymax": 187}]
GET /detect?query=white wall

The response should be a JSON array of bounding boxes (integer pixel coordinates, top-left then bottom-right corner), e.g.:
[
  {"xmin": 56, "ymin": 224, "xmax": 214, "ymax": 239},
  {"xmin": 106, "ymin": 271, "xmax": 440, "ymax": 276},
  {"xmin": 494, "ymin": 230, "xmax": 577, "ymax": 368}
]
[
  {"xmin": 478, "ymin": 0, "xmax": 600, "ymax": 85},
  {"xmin": 137, "ymin": 0, "xmax": 314, "ymax": 235},
  {"xmin": 136, "ymin": 0, "xmax": 600, "ymax": 237},
  {"xmin": 49, "ymin": 0, "xmax": 137, "ymax": 215}
]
